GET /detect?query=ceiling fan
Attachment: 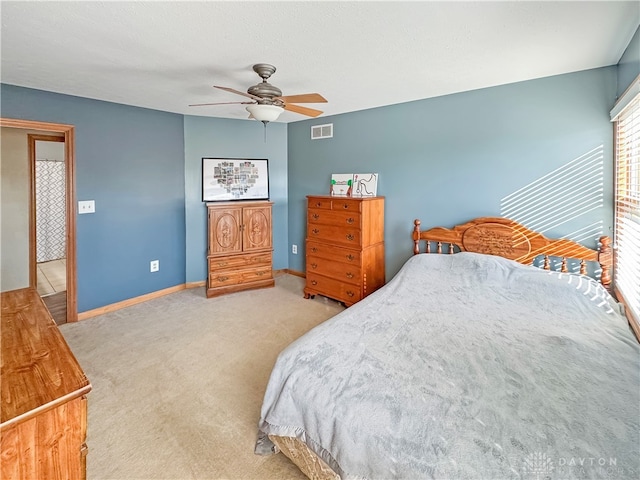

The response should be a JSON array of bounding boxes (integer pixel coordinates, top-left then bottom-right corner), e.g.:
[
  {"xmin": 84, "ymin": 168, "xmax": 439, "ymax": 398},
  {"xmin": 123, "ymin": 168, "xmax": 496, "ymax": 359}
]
[{"xmin": 189, "ymin": 63, "xmax": 327, "ymax": 124}]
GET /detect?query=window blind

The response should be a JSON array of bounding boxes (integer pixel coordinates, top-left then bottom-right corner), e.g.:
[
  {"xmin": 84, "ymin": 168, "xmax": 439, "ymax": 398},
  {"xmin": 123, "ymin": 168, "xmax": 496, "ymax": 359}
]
[{"xmin": 614, "ymin": 92, "xmax": 640, "ymax": 326}]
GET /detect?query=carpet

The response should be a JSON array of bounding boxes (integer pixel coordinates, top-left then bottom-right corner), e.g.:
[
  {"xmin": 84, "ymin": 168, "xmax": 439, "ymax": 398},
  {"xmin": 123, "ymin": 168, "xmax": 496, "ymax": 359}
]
[{"xmin": 60, "ymin": 274, "xmax": 344, "ymax": 479}]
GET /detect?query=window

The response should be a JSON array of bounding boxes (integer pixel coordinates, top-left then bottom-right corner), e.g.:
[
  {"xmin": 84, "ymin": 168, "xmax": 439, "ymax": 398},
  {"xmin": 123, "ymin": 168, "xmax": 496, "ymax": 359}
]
[{"xmin": 613, "ymin": 84, "xmax": 640, "ymax": 333}]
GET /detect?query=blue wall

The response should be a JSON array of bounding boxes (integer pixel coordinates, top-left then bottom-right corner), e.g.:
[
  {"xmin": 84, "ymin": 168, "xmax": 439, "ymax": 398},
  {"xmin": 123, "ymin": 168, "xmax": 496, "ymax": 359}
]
[
  {"xmin": 287, "ymin": 67, "xmax": 618, "ymax": 279},
  {"xmin": 617, "ymin": 25, "xmax": 640, "ymax": 98},
  {"xmin": 0, "ymin": 84, "xmax": 186, "ymax": 312},
  {"xmin": 0, "ymin": 62, "xmax": 624, "ymax": 310},
  {"xmin": 183, "ymin": 116, "xmax": 288, "ymax": 283}
]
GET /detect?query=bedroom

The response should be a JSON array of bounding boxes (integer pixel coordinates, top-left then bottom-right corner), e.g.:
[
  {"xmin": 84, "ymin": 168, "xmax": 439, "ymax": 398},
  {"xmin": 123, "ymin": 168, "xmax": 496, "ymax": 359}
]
[{"xmin": 1, "ymin": 1, "xmax": 639, "ymax": 479}]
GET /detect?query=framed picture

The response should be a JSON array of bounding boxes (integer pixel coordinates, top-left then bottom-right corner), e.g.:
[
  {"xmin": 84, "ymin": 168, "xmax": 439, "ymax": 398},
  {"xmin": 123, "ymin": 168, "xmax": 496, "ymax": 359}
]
[
  {"xmin": 330, "ymin": 173, "xmax": 378, "ymax": 197},
  {"xmin": 330, "ymin": 173, "xmax": 354, "ymax": 196},
  {"xmin": 202, "ymin": 158, "xmax": 269, "ymax": 202},
  {"xmin": 353, "ymin": 173, "xmax": 378, "ymax": 197}
]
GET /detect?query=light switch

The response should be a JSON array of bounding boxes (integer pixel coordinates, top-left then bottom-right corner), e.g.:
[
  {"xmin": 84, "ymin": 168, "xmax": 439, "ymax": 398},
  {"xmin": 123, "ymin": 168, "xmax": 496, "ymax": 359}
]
[{"xmin": 78, "ymin": 200, "xmax": 95, "ymax": 214}]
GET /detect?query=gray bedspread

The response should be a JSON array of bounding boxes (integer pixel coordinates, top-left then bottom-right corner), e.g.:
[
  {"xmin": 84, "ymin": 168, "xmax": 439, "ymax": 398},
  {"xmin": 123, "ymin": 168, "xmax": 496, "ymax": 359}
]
[{"xmin": 257, "ymin": 253, "xmax": 640, "ymax": 479}]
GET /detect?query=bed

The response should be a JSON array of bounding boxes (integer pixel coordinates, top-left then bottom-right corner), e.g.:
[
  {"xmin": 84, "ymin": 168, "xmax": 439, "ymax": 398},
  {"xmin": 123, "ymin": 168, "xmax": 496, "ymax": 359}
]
[{"xmin": 256, "ymin": 217, "xmax": 639, "ymax": 480}]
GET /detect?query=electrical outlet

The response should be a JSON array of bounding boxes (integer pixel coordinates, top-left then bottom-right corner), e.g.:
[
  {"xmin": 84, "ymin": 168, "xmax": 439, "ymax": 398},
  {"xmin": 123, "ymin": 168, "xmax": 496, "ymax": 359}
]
[
  {"xmin": 78, "ymin": 200, "xmax": 95, "ymax": 214},
  {"xmin": 292, "ymin": 244, "xmax": 298, "ymax": 254},
  {"xmin": 150, "ymin": 260, "xmax": 159, "ymax": 272}
]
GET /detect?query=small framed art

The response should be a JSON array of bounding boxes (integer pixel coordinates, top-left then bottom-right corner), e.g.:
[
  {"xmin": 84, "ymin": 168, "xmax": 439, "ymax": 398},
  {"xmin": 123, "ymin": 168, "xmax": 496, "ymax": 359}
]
[
  {"xmin": 330, "ymin": 173, "xmax": 378, "ymax": 197},
  {"xmin": 202, "ymin": 158, "xmax": 269, "ymax": 202}
]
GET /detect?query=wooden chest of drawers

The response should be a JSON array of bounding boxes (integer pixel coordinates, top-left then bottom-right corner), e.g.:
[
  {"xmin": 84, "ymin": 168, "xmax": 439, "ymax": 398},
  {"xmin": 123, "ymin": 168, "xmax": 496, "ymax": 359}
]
[
  {"xmin": 304, "ymin": 195, "xmax": 385, "ymax": 306},
  {"xmin": 1, "ymin": 288, "xmax": 91, "ymax": 480}
]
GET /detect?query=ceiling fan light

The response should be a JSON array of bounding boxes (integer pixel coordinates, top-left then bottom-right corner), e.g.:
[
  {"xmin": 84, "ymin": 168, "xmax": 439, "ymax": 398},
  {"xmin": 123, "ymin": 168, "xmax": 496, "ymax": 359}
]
[{"xmin": 246, "ymin": 104, "xmax": 284, "ymax": 123}]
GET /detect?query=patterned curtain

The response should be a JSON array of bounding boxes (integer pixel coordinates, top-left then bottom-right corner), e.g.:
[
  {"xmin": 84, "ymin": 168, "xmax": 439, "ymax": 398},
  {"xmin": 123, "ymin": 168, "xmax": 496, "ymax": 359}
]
[{"xmin": 36, "ymin": 160, "xmax": 66, "ymax": 262}]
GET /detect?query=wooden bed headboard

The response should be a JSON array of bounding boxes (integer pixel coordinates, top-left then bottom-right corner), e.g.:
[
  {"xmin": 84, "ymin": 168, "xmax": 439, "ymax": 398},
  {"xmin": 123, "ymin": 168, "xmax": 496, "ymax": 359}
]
[{"xmin": 412, "ymin": 217, "xmax": 613, "ymax": 289}]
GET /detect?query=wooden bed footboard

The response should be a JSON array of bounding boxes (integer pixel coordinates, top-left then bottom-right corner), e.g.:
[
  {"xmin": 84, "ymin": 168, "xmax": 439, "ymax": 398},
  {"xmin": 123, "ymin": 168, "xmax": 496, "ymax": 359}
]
[{"xmin": 412, "ymin": 217, "xmax": 612, "ymax": 289}]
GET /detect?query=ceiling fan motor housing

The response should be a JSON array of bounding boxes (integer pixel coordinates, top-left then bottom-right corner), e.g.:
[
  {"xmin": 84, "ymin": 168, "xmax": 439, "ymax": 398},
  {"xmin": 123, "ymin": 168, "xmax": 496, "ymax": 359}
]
[
  {"xmin": 247, "ymin": 63, "xmax": 283, "ymax": 103},
  {"xmin": 248, "ymin": 82, "xmax": 283, "ymax": 102}
]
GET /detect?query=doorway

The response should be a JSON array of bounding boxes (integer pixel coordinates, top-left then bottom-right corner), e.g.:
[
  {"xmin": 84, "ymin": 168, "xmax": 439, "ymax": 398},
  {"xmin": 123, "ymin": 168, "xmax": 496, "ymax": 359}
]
[
  {"xmin": 30, "ymin": 135, "xmax": 67, "ymax": 323},
  {"xmin": 0, "ymin": 118, "xmax": 77, "ymax": 323}
]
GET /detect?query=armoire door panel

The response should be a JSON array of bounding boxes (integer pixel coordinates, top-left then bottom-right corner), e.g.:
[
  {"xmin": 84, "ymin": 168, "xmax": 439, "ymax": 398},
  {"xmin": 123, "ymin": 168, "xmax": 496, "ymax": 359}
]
[{"xmin": 209, "ymin": 208, "xmax": 242, "ymax": 255}]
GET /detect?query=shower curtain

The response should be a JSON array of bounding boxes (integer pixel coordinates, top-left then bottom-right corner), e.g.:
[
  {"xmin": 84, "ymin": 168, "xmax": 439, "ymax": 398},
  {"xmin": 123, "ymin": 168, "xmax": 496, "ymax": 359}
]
[{"xmin": 36, "ymin": 159, "xmax": 66, "ymax": 262}]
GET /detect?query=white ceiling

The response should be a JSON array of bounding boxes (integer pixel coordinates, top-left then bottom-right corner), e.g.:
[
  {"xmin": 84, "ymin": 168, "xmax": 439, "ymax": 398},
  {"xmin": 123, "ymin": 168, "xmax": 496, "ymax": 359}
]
[{"xmin": 1, "ymin": 1, "xmax": 638, "ymax": 123}]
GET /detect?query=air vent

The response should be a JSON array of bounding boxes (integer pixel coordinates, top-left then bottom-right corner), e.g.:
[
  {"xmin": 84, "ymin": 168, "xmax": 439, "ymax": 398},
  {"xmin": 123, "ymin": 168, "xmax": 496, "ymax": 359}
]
[{"xmin": 311, "ymin": 123, "xmax": 333, "ymax": 140}]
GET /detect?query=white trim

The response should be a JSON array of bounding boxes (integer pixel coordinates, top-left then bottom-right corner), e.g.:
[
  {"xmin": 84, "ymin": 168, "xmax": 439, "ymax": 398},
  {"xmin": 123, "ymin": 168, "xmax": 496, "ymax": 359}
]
[{"xmin": 610, "ymin": 75, "xmax": 640, "ymax": 121}]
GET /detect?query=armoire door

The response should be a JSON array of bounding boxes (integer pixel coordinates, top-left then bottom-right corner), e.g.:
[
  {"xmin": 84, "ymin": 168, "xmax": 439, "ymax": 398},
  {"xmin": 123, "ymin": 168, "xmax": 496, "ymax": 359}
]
[
  {"xmin": 209, "ymin": 207, "xmax": 242, "ymax": 255},
  {"xmin": 242, "ymin": 205, "xmax": 272, "ymax": 252}
]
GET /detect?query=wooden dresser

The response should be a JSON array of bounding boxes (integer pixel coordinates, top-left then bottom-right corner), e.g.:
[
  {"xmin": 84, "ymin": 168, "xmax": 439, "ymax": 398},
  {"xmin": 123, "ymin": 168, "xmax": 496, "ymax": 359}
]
[
  {"xmin": 304, "ymin": 195, "xmax": 385, "ymax": 306},
  {"xmin": 1, "ymin": 287, "xmax": 91, "ymax": 480},
  {"xmin": 206, "ymin": 201, "xmax": 275, "ymax": 298}
]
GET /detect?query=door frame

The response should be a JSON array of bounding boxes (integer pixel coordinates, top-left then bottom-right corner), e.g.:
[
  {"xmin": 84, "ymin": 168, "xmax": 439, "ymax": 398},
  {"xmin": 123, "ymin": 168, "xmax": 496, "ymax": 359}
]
[{"xmin": 1, "ymin": 118, "xmax": 78, "ymax": 322}]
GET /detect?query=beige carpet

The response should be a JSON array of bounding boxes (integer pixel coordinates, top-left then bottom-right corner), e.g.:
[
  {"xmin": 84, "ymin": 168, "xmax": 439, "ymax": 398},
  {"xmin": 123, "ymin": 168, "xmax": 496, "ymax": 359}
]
[{"xmin": 60, "ymin": 274, "xmax": 344, "ymax": 480}]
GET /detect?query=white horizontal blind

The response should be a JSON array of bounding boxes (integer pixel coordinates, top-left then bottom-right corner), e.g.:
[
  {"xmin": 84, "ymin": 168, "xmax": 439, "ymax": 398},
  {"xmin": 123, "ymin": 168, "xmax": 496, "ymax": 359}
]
[{"xmin": 614, "ymin": 93, "xmax": 640, "ymax": 322}]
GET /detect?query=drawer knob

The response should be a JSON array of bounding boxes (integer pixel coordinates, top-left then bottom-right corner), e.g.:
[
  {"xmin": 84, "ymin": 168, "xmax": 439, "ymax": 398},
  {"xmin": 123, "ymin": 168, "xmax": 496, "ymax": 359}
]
[
  {"xmin": 311, "ymin": 280, "xmax": 318, "ymax": 286},
  {"xmin": 311, "ymin": 247, "xmax": 318, "ymax": 253},
  {"xmin": 346, "ymin": 234, "xmax": 355, "ymax": 241},
  {"xmin": 346, "ymin": 254, "xmax": 355, "ymax": 261},
  {"xmin": 256, "ymin": 271, "xmax": 266, "ymax": 276},
  {"xmin": 346, "ymin": 217, "xmax": 354, "ymax": 224},
  {"xmin": 217, "ymin": 262, "xmax": 228, "ymax": 267},
  {"xmin": 315, "ymin": 202, "xmax": 322, "ymax": 207},
  {"xmin": 346, "ymin": 272, "xmax": 354, "ymax": 279},
  {"xmin": 312, "ymin": 213, "xmax": 320, "ymax": 219},
  {"xmin": 217, "ymin": 276, "xmax": 229, "ymax": 282},
  {"xmin": 311, "ymin": 263, "xmax": 318, "ymax": 269},
  {"xmin": 342, "ymin": 204, "xmax": 349, "ymax": 209},
  {"xmin": 312, "ymin": 228, "xmax": 320, "ymax": 234},
  {"xmin": 346, "ymin": 291, "xmax": 355, "ymax": 297}
]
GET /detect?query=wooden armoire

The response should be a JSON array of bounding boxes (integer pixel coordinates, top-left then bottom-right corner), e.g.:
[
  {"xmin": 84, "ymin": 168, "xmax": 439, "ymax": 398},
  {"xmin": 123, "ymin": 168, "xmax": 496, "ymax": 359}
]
[{"xmin": 206, "ymin": 201, "xmax": 274, "ymax": 298}]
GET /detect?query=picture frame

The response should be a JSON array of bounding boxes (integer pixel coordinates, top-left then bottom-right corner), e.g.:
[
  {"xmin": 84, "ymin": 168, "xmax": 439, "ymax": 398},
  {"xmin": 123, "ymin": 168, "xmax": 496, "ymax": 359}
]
[
  {"xmin": 352, "ymin": 173, "xmax": 378, "ymax": 197},
  {"xmin": 330, "ymin": 173, "xmax": 378, "ymax": 197},
  {"xmin": 202, "ymin": 158, "xmax": 269, "ymax": 202},
  {"xmin": 330, "ymin": 173, "xmax": 354, "ymax": 196}
]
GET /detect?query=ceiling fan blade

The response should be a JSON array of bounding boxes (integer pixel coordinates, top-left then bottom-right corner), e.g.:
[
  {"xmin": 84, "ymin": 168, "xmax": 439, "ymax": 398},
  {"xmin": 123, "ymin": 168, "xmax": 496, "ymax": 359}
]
[
  {"xmin": 284, "ymin": 104, "xmax": 323, "ymax": 117},
  {"xmin": 278, "ymin": 93, "xmax": 327, "ymax": 104},
  {"xmin": 214, "ymin": 85, "xmax": 262, "ymax": 101},
  {"xmin": 189, "ymin": 101, "xmax": 255, "ymax": 107}
]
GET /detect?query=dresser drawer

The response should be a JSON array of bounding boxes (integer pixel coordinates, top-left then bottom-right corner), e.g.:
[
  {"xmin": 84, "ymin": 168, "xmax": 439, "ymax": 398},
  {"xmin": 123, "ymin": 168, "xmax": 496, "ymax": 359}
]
[
  {"xmin": 306, "ymin": 240, "xmax": 362, "ymax": 267},
  {"xmin": 307, "ymin": 197, "xmax": 363, "ymax": 212},
  {"xmin": 330, "ymin": 198, "xmax": 362, "ymax": 212},
  {"xmin": 308, "ymin": 197, "xmax": 333, "ymax": 210},
  {"xmin": 208, "ymin": 266, "xmax": 272, "ymax": 288},
  {"xmin": 305, "ymin": 273, "xmax": 362, "ymax": 304},
  {"xmin": 307, "ymin": 224, "xmax": 362, "ymax": 247},
  {"xmin": 208, "ymin": 252, "xmax": 271, "ymax": 272},
  {"xmin": 307, "ymin": 256, "xmax": 361, "ymax": 285},
  {"xmin": 308, "ymin": 209, "xmax": 361, "ymax": 228}
]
